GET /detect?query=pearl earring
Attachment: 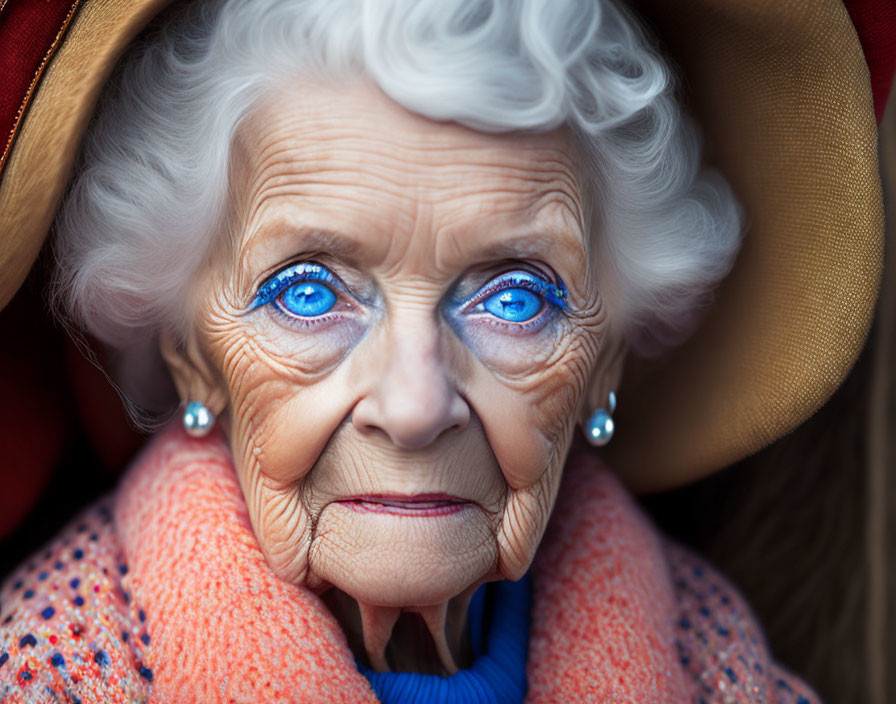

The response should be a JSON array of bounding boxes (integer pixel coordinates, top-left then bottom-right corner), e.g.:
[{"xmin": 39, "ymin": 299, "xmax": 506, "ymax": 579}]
[
  {"xmin": 183, "ymin": 401, "xmax": 215, "ymax": 438},
  {"xmin": 585, "ymin": 392, "xmax": 617, "ymax": 447}
]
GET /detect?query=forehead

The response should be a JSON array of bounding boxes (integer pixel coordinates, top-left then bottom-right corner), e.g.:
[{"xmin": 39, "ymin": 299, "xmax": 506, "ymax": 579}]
[{"xmin": 234, "ymin": 80, "xmax": 588, "ymax": 276}]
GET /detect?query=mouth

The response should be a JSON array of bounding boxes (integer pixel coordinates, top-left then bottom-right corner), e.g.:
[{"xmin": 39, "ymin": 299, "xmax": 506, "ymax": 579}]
[{"xmin": 336, "ymin": 494, "xmax": 471, "ymax": 516}]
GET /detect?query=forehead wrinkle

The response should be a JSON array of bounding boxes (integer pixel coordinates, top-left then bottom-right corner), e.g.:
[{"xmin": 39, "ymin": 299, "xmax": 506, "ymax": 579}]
[
  {"xmin": 246, "ymin": 143, "xmax": 579, "ymax": 208},
  {"xmin": 424, "ymin": 153, "xmax": 586, "ymax": 276},
  {"xmin": 242, "ymin": 93, "xmax": 582, "ymax": 193},
  {"xmin": 434, "ymin": 191, "xmax": 587, "ymax": 274},
  {"xmin": 235, "ymin": 82, "xmax": 589, "ymax": 288},
  {"xmin": 241, "ymin": 91, "xmax": 582, "ymax": 181}
]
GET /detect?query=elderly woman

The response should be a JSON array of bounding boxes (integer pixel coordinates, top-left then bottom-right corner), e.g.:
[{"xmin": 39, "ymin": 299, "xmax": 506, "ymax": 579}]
[{"xmin": 0, "ymin": 0, "xmax": 885, "ymax": 701}]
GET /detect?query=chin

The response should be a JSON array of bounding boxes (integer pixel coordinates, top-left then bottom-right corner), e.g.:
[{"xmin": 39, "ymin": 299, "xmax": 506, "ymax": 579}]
[{"xmin": 309, "ymin": 503, "xmax": 498, "ymax": 606}]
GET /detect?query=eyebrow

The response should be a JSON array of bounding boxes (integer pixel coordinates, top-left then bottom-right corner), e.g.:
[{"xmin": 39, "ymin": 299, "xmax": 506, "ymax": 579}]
[
  {"xmin": 464, "ymin": 232, "xmax": 583, "ymax": 263},
  {"xmin": 248, "ymin": 226, "xmax": 363, "ymax": 263},
  {"xmin": 240, "ymin": 226, "xmax": 364, "ymax": 287}
]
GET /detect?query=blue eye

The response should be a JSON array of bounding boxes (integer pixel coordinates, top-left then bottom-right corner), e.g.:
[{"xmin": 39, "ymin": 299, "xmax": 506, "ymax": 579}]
[
  {"xmin": 482, "ymin": 288, "xmax": 542, "ymax": 322},
  {"xmin": 250, "ymin": 261, "xmax": 346, "ymax": 319},
  {"xmin": 460, "ymin": 270, "xmax": 567, "ymax": 329},
  {"xmin": 280, "ymin": 281, "xmax": 336, "ymax": 317}
]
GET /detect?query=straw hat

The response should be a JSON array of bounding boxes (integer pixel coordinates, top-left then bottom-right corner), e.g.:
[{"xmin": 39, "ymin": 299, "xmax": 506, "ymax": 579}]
[{"xmin": 0, "ymin": 0, "xmax": 887, "ymax": 490}]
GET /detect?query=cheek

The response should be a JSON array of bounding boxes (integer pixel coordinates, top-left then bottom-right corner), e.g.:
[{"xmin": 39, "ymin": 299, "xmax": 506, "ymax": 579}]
[
  {"xmin": 484, "ymin": 368, "xmax": 581, "ymax": 581},
  {"xmin": 209, "ymin": 323, "xmax": 356, "ymax": 482},
  {"xmin": 206, "ymin": 326, "xmax": 358, "ymax": 582},
  {"xmin": 468, "ymin": 331, "xmax": 595, "ymax": 489},
  {"xmin": 464, "ymin": 325, "xmax": 600, "ymax": 580}
]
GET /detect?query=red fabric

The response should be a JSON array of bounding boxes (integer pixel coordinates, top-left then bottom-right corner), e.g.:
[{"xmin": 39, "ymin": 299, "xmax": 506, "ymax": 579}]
[
  {"xmin": 845, "ymin": 0, "xmax": 896, "ymax": 122},
  {"xmin": 0, "ymin": 287, "xmax": 69, "ymax": 538},
  {"xmin": 0, "ymin": 0, "xmax": 81, "ymax": 177},
  {"xmin": 0, "ymin": 285, "xmax": 139, "ymax": 542}
]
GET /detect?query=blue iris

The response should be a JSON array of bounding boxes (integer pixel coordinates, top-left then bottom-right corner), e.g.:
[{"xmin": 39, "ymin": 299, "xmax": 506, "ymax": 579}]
[
  {"xmin": 280, "ymin": 281, "xmax": 336, "ymax": 317},
  {"xmin": 483, "ymin": 287, "xmax": 542, "ymax": 322}
]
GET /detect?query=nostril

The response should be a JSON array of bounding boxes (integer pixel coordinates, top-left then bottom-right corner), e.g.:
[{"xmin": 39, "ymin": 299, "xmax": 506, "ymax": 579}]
[
  {"xmin": 353, "ymin": 415, "xmax": 394, "ymax": 443},
  {"xmin": 447, "ymin": 395, "xmax": 471, "ymax": 434},
  {"xmin": 350, "ymin": 387, "xmax": 470, "ymax": 450}
]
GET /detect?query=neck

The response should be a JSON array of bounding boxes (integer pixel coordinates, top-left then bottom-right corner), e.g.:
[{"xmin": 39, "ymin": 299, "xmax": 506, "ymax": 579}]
[{"xmin": 322, "ymin": 585, "xmax": 479, "ymax": 675}]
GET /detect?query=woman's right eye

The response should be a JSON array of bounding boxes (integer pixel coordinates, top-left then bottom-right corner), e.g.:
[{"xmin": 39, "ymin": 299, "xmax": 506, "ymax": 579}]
[{"xmin": 250, "ymin": 261, "xmax": 348, "ymax": 321}]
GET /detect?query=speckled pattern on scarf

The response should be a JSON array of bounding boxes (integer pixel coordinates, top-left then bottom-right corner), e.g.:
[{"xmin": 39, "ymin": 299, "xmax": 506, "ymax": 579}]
[{"xmin": 0, "ymin": 425, "xmax": 821, "ymax": 703}]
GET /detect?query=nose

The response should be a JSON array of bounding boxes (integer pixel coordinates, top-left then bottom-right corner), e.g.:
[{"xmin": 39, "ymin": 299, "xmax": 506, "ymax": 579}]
[{"xmin": 351, "ymin": 326, "xmax": 470, "ymax": 450}]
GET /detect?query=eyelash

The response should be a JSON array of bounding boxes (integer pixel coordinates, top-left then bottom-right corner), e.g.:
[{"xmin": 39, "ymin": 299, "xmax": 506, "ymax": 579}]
[
  {"xmin": 462, "ymin": 270, "xmax": 567, "ymax": 311},
  {"xmin": 250, "ymin": 262, "xmax": 567, "ymax": 331}
]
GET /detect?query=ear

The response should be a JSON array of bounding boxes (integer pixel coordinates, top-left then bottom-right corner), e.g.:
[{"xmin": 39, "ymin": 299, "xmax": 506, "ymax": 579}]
[
  {"xmin": 579, "ymin": 328, "xmax": 628, "ymax": 426},
  {"xmin": 159, "ymin": 328, "xmax": 229, "ymax": 416}
]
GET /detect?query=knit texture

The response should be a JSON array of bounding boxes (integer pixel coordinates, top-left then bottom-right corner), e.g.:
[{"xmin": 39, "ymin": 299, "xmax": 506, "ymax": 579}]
[{"xmin": 0, "ymin": 425, "xmax": 821, "ymax": 703}]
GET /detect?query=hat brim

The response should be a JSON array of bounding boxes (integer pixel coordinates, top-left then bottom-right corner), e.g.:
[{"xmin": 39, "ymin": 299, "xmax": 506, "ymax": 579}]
[
  {"xmin": 608, "ymin": 0, "xmax": 883, "ymax": 489},
  {"xmin": 0, "ymin": 0, "xmax": 173, "ymax": 310},
  {"xmin": 0, "ymin": 0, "xmax": 883, "ymax": 490}
]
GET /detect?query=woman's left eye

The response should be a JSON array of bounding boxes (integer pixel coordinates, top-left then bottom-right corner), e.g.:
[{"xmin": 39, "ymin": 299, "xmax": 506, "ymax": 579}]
[{"xmin": 464, "ymin": 270, "xmax": 567, "ymax": 326}]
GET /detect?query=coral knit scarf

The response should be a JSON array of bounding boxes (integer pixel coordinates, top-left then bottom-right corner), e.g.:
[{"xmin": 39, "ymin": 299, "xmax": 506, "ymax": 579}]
[{"xmin": 0, "ymin": 426, "xmax": 819, "ymax": 703}]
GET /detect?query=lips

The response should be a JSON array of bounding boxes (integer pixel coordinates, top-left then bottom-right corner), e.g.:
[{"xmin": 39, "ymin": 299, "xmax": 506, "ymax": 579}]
[{"xmin": 337, "ymin": 494, "xmax": 470, "ymax": 516}]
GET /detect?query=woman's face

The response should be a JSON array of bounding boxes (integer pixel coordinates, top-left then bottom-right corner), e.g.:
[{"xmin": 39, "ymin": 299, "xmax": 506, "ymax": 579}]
[{"xmin": 171, "ymin": 81, "xmax": 622, "ymax": 608}]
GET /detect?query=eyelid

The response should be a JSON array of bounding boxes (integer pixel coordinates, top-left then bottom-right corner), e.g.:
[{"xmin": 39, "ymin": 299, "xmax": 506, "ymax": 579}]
[
  {"xmin": 249, "ymin": 261, "xmax": 346, "ymax": 311},
  {"xmin": 462, "ymin": 270, "xmax": 568, "ymax": 312}
]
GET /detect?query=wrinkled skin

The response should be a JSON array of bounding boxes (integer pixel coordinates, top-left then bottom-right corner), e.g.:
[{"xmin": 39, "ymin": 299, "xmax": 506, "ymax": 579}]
[{"xmin": 163, "ymin": 80, "xmax": 625, "ymax": 674}]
